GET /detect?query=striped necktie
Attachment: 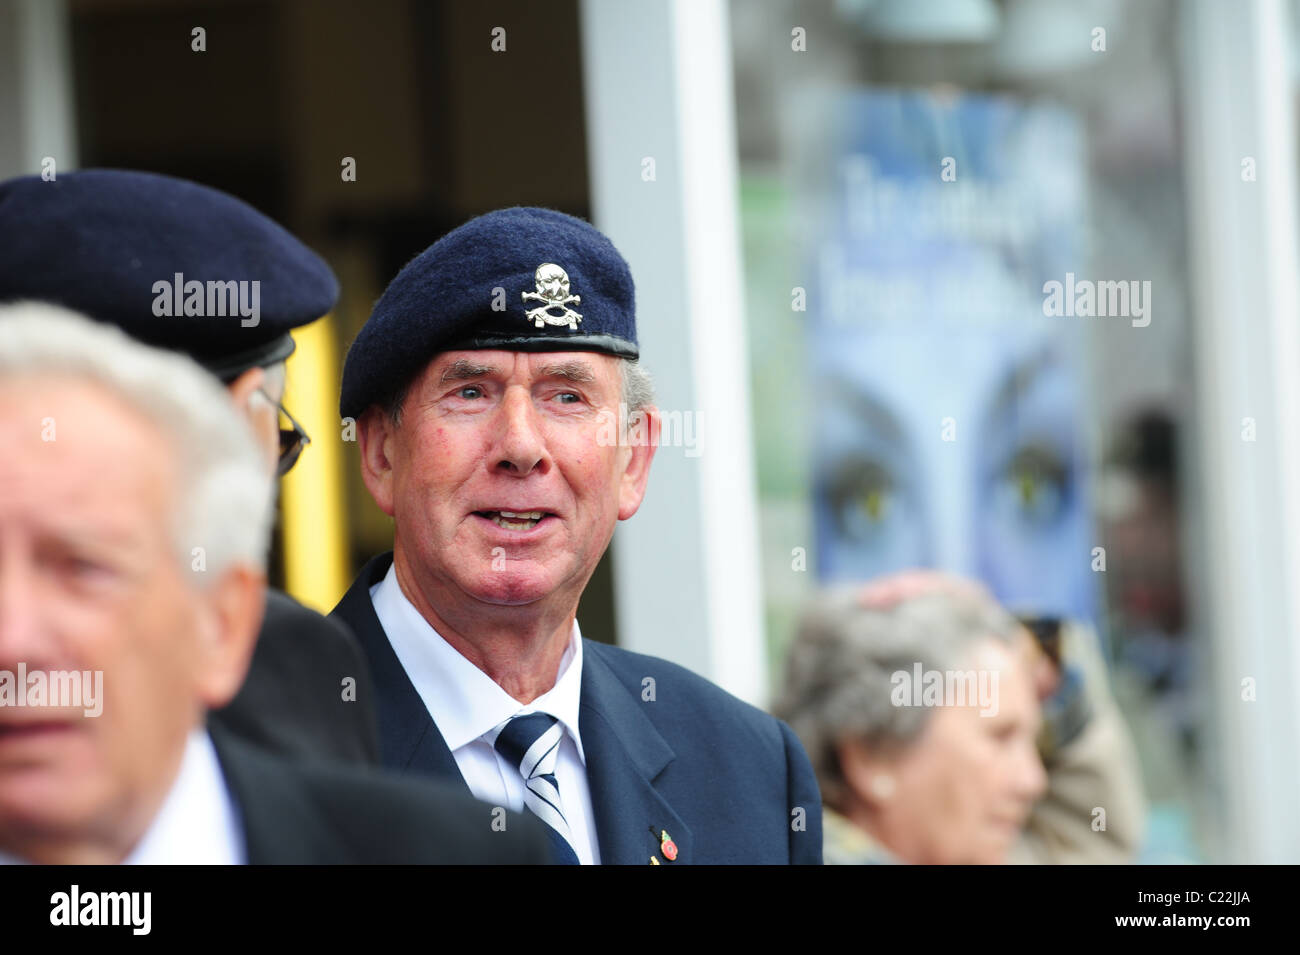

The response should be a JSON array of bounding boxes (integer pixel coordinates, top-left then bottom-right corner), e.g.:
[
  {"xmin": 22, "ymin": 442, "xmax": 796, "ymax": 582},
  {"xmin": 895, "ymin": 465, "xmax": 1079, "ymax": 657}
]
[{"xmin": 494, "ymin": 712, "xmax": 581, "ymax": 865}]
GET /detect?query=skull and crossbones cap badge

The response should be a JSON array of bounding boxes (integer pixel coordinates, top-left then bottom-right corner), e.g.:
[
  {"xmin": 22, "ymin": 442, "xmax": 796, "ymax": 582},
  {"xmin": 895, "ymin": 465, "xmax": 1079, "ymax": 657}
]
[
  {"xmin": 340, "ymin": 206, "xmax": 639, "ymax": 419},
  {"xmin": 523, "ymin": 262, "xmax": 583, "ymax": 329}
]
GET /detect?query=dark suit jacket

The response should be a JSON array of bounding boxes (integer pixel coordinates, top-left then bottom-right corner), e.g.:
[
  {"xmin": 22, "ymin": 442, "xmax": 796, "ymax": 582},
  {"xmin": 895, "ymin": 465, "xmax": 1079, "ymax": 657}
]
[
  {"xmin": 331, "ymin": 553, "xmax": 824, "ymax": 865},
  {"xmin": 212, "ymin": 588, "xmax": 380, "ymax": 766},
  {"xmin": 209, "ymin": 723, "xmax": 550, "ymax": 864}
]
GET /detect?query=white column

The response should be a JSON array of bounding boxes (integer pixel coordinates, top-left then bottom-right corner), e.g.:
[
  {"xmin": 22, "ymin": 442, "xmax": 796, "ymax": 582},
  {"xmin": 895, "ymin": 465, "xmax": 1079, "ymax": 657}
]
[
  {"xmin": 580, "ymin": 0, "xmax": 767, "ymax": 705},
  {"xmin": 0, "ymin": 0, "xmax": 77, "ymax": 178},
  {"xmin": 1180, "ymin": 0, "xmax": 1300, "ymax": 862}
]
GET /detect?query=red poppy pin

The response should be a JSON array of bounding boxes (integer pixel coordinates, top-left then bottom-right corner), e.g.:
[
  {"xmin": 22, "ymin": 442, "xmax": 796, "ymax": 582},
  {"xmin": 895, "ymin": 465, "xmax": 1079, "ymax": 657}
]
[{"xmin": 659, "ymin": 830, "xmax": 678, "ymax": 861}]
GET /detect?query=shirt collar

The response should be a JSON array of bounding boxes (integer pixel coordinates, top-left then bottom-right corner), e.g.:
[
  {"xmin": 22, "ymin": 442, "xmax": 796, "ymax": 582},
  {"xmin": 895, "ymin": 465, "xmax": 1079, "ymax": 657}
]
[
  {"xmin": 371, "ymin": 561, "xmax": 587, "ymax": 763},
  {"xmin": 123, "ymin": 728, "xmax": 244, "ymax": 864}
]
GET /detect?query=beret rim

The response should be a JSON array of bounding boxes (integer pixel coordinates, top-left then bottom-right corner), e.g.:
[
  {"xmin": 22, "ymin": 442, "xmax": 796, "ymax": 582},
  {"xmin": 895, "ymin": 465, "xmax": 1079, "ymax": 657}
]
[
  {"xmin": 339, "ymin": 334, "xmax": 639, "ymax": 419},
  {"xmin": 202, "ymin": 333, "xmax": 298, "ymax": 382},
  {"xmin": 440, "ymin": 332, "xmax": 637, "ymax": 359}
]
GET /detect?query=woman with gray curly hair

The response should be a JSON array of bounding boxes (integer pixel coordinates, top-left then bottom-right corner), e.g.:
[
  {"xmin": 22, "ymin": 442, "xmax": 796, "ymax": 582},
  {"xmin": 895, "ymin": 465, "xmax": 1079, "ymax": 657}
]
[{"xmin": 775, "ymin": 574, "xmax": 1048, "ymax": 864}]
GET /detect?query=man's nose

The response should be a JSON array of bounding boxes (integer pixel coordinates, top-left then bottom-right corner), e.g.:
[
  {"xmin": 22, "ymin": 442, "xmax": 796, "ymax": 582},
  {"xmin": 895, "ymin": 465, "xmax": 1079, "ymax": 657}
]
[
  {"xmin": 493, "ymin": 387, "xmax": 548, "ymax": 476},
  {"xmin": 0, "ymin": 541, "xmax": 46, "ymax": 667}
]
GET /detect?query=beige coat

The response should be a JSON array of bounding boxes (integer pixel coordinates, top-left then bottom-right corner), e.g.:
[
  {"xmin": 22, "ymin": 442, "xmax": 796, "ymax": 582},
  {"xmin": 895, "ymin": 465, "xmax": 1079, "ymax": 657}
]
[{"xmin": 1008, "ymin": 620, "xmax": 1147, "ymax": 864}]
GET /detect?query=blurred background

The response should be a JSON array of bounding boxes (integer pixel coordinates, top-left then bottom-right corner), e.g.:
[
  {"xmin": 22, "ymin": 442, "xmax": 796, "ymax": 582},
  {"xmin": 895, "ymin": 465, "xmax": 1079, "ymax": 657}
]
[{"xmin": 2, "ymin": 0, "xmax": 1298, "ymax": 863}]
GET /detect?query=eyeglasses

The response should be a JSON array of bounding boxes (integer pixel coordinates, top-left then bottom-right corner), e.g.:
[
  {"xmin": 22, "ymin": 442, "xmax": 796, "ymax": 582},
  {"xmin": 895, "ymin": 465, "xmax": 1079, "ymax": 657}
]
[{"xmin": 259, "ymin": 389, "xmax": 311, "ymax": 477}]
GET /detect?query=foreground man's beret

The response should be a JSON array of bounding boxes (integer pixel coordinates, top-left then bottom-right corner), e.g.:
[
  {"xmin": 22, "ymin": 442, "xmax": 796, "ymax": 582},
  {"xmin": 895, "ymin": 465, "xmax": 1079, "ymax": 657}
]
[
  {"xmin": 0, "ymin": 168, "xmax": 338, "ymax": 380},
  {"xmin": 340, "ymin": 206, "xmax": 637, "ymax": 419}
]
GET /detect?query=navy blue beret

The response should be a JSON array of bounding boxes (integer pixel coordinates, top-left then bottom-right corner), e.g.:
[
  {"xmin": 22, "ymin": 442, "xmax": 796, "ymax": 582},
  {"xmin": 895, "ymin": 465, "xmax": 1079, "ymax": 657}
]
[
  {"xmin": 340, "ymin": 206, "xmax": 637, "ymax": 419},
  {"xmin": 0, "ymin": 168, "xmax": 338, "ymax": 380}
]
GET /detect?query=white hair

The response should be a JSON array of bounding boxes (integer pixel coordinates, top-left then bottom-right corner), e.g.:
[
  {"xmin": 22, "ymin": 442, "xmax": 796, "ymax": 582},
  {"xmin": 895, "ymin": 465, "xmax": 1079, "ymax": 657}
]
[
  {"xmin": 620, "ymin": 358, "xmax": 654, "ymax": 412},
  {"xmin": 0, "ymin": 301, "xmax": 272, "ymax": 581}
]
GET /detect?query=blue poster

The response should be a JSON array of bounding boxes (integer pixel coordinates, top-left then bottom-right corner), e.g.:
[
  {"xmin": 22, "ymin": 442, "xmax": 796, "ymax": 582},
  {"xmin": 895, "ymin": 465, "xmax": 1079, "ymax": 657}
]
[{"xmin": 808, "ymin": 90, "xmax": 1094, "ymax": 621}]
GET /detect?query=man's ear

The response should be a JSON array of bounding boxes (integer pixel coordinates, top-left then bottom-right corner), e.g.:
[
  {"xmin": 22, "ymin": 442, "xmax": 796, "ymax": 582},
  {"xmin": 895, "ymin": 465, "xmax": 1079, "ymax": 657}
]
[
  {"xmin": 226, "ymin": 366, "xmax": 267, "ymax": 412},
  {"xmin": 617, "ymin": 404, "xmax": 659, "ymax": 521},
  {"xmin": 193, "ymin": 565, "xmax": 266, "ymax": 710},
  {"xmin": 357, "ymin": 406, "xmax": 398, "ymax": 517}
]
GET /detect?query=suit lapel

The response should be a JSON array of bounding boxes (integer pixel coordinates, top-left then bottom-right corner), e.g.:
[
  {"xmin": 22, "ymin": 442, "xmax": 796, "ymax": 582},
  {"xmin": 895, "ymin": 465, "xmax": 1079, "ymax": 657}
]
[
  {"xmin": 330, "ymin": 553, "xmax": 467, "ymax": 793},
  {"xmin": 580, "ymin": 645, "xmax": 692, "ymax": 865},
  {"xmin": 208, "ymin": 722, "xmax": 337, "ymax": 864},
  {"xmin": 335, "ymin": 561, "xmax": 694, "ymax": 863}
]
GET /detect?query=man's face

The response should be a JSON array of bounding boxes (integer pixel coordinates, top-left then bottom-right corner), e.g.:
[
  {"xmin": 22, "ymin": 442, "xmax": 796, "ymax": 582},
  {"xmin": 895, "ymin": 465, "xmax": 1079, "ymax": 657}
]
[
  {"xmin": 361, "ymin": 350, "xmax": 656, "ymax": 613},
  {"xmin": 0, "ymin": 378, "xmax": 238, "ymax": 859}
]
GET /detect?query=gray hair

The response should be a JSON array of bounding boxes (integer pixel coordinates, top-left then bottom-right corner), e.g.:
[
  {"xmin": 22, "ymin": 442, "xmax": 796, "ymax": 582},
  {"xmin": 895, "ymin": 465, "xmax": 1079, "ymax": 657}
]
[
  {"xmin": 774, "ymin": 583, "xmax": 1024, "ymax": 810},
  {"xmin": 620, "ymin": 358, "xmax": 654, "ymax": 413},
  {"xmin": 0, "ymin": 301, "xmax": 272, "ymax": 582}
]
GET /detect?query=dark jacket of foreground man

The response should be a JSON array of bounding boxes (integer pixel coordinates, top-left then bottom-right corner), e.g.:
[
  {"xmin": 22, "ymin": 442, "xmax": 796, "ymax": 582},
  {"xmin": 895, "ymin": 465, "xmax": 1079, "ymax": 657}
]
[
  {"xmin": 210, "ymin": 724, "xmax": 551, "ymax": 864},
  {"xmin": 213, "ymin": 590, "xmax": 381, "ymax": 766}
]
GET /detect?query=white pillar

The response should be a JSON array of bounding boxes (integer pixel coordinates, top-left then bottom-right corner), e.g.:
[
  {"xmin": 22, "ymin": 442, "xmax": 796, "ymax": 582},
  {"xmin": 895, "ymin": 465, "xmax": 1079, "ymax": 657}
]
[
  {"xmin": 580, "ymin": 0, "xmax": 767, "ymax": 705},
  {"xmin": 0, "ymin": 0, "xmax": 77, "ymax": 178},
  {"xmin": 1180, "ymin": 0, "xmax": 1300, "ymax": 862}
]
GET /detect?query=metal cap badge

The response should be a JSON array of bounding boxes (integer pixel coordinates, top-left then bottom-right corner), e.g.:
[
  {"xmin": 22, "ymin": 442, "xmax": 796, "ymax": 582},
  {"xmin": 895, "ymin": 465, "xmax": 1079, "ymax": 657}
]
[{"xmin": 522, "ymin": 263, "xmax": 583, "ymax": 330}]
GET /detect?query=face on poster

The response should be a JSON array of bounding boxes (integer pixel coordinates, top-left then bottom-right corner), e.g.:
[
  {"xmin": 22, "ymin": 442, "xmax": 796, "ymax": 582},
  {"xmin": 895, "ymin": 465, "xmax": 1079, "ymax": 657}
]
[{"xmin": 807, "ymin": 91, "xmax": 1095, "ymax": 621}]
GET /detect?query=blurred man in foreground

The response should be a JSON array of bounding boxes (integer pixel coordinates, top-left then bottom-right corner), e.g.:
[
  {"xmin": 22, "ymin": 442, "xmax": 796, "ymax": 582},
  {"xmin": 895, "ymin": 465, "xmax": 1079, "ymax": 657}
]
[
  {"xmin": 0, "ymin": 304, "xmax": 547, "ymax": 864},
  {"xmin": 0, "ymin": 168, "xmax": 377, "ymax": 765}
]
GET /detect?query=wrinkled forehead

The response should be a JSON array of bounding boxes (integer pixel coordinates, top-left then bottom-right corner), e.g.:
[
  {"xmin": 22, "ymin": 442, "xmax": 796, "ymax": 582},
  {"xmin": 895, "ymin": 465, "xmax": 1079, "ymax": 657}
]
[
  {"xmin": 0, "ymin": 376, "xmax": 176, "ymax": 518},
  {"xmin": 420, "ymin": 348, "xmax": 619, "ymax": 386},
  {"xmin": 0, "ymin": 373, "xmax": 159, "ymax": 438}
]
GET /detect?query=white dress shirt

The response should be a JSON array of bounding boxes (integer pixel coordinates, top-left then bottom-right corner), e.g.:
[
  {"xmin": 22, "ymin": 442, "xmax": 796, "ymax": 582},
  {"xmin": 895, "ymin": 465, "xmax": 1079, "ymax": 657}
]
[
  {"xmin": 0, "ymin": 728, "xmax": 243, "ymax": 865},
  {"xmin": 123, "ymin": 728, "xmax": 244, "ymax": 864},
  {"xmin": 371, "ymin": 562, "xmax": 600, "ymax": 864}
]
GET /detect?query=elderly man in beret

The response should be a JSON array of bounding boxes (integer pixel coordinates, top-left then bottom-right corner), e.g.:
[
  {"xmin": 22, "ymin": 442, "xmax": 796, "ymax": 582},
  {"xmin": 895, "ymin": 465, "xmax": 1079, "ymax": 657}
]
[
  {"xmin": 332, "ymin": 207, "xmax": 822, "ymax": 864},
  {"xmin": 0, "ymin": 168, "xmax": 378, "ymax": 766},
  {"xmin": 0, "ymin": 302, "xmax": 548, "ymax": 864}
]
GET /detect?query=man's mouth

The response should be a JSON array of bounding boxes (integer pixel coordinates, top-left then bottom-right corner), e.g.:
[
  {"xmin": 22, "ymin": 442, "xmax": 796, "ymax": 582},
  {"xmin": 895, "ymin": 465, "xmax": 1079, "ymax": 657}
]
[
  {"xmin": 474, "ymin": 509, "xmax": 553, "ymax": 531},
  {"xmin": 0, "ymin": 721, "xmax": 78, "ymax": 743}
]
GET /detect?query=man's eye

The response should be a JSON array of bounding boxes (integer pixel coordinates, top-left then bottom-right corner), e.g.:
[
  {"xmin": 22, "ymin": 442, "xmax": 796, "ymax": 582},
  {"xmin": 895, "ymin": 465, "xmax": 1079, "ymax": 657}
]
[
  {"xmin": 457, "ymin": 386, "xmax": 484, "ymax": 400},
  {"xmin": 56, "ymin": 553, "xmax": 113, "ymax": 582},
  {"xmin": 555, "ymin": 392, "xmax": 581, "ymax": 404}
]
